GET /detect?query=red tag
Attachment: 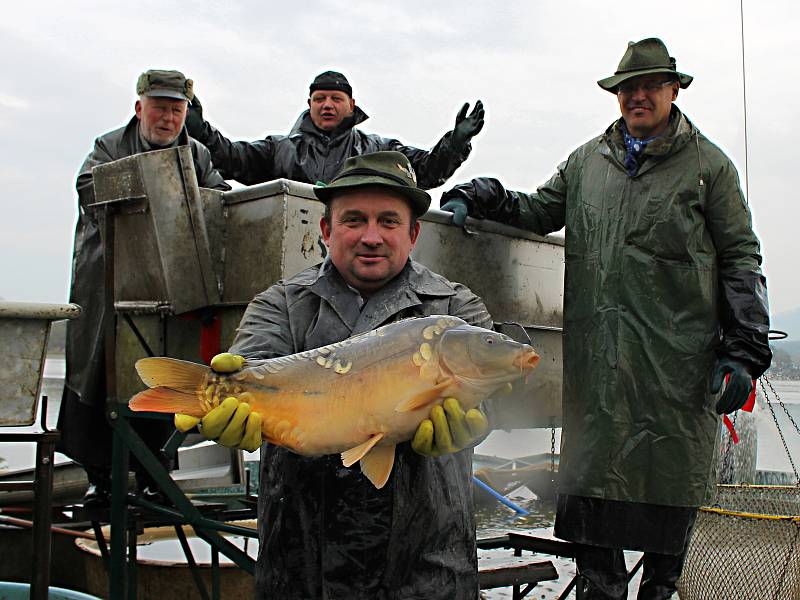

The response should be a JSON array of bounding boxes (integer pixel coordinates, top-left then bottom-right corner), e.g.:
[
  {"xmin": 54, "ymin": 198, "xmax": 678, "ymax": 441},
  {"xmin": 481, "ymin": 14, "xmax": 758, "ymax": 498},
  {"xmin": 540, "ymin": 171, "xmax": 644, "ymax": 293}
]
[
  {"xmin": 742, "ymin": 380, "xmax": 756, "ymax": 413},
  {"xmin": 723, "ymin": 415, "xmax": 739, "ymax": 444}
]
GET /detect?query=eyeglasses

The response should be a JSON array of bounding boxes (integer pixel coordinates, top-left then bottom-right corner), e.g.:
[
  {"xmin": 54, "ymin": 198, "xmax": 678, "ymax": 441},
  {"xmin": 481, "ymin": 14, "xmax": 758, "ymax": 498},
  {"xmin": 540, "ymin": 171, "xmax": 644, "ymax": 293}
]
[{"xmin": 616, "ymin": 79, "xmax": 675, "ymax": 96}]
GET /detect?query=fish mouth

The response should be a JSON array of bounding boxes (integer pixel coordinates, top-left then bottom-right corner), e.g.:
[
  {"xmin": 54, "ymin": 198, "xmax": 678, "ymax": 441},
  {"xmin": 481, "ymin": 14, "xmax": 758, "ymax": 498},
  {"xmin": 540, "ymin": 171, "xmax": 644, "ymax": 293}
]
[{"xmin": 513, "ymin": 348, "xmax": 540, "ymax": 370}]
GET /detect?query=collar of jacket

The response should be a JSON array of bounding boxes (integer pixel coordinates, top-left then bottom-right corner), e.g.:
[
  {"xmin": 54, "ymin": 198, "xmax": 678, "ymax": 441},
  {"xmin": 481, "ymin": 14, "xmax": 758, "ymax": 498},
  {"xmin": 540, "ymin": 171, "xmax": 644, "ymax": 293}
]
[
  {"xmin": 308, "ymin": 256, "xmax": 457, "ymax": 299},
  {"xmin": 302, "ymin": 257, "xmax": 456, "ymax": 331},
  {"xmin": 290, "ymin": 105, "xmax": 369, "ymax": 140},
  {"xmin": 601, "ymin": 106, "xmax": 695, "ymax": 170},
  {"xmin": 122, "ymin": 115, "xmax": 190, "ymax": 152}
]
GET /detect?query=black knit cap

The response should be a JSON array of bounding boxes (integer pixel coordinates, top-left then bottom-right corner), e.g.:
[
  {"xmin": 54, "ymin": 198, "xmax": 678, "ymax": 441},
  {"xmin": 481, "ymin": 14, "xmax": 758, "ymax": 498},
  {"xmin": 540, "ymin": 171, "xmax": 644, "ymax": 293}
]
[{"xmin": 309, "ymin": 71, "xmax": 353, "ymax": 96}]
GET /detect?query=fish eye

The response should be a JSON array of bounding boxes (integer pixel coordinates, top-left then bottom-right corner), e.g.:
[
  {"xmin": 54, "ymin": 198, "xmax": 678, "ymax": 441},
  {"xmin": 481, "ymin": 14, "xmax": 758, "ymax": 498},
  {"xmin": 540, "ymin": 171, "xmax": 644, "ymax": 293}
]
[{"xmin": 484, "ymin": 335, "xmax": 495, "ymax": 344}]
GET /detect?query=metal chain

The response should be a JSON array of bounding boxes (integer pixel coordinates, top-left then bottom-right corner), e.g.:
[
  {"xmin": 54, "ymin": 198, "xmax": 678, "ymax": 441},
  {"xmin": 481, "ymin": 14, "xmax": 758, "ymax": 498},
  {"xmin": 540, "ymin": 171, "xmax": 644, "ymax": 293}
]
[
  {"xmin": 760, "ymin": 376, "xmax": 800, "ymax": 485},
  {"xmin": 720, "ymin": 411, "xmax": 738, "ymax": 483}
]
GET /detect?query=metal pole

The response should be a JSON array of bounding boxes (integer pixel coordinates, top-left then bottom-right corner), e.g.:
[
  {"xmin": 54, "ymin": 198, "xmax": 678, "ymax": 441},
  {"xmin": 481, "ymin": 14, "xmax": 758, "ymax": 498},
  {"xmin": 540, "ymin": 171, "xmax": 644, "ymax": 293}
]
[
  {"xmin": 109, "ymin": 410, "xmax": 129, "ymax": 600},
  {"xmin": 472, "ymin": 476, "xmax": 530, "ymax": 516},
  {"xmin": 30, "ymin": 432, "xmax": 58, "ymax": 600}
]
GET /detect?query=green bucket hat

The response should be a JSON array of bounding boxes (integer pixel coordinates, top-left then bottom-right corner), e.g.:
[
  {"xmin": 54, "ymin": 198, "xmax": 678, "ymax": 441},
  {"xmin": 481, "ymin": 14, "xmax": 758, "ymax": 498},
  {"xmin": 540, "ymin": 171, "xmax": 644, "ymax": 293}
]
[
  {"xmin": 136, "ymin": 69, "xmax": 194, "ymax": 101},
  {"xmin": 597, "ymin": 38, "xmax": 693, "ymax": 92},
  {"xmin": 314, "ymin": 151, "xmax": 431, "ymax": 217}
]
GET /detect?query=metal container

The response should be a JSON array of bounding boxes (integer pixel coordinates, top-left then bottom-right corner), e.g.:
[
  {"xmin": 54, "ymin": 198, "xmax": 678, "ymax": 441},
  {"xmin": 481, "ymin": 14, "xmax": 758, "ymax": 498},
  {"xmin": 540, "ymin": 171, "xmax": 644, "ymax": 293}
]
[
  {"xmin": 91, "ymin": 146, "xmax": 221, "ymax": 314},
  {"xmin": 102, "ymin": 167, "xmax": 565, "ymax": 428},
  {"xmin": 414, "ymin": 211, "xmax": 564, "ymax": 428},
  {"xmin": 0, "ymin": 302, "xmax": 81, "ymax": 426},
  {"xmin": 219, "ymin": 180, "xmax": 326, "ymax": 304},
  {"xmin": 75, "ymin": 523, "xmax": 256, "ymax": 600}
]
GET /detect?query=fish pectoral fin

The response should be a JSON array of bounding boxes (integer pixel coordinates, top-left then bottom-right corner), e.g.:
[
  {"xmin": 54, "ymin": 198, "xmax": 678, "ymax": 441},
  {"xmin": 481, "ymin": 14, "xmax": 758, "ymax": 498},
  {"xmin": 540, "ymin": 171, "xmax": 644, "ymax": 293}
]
[
  {"xmin": 393, "ymin": 379, "xmax": 454, "ymax": 413},
  {"xmin": 360, "ymin": 444, "xmax": 396, "ymax": 489},
  {"xmin": 341, "ymin": 433, "xmax": 385, "ymax": 468}
]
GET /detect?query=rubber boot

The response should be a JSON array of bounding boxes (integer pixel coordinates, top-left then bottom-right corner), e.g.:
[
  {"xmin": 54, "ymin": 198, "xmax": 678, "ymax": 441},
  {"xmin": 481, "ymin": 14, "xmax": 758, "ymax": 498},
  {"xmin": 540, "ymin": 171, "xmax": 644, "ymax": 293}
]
[
  {"xmin": 636, "ymin": 550, "xmax": 687, "ymax": 600},
  {"xmin": 574, "ymin": 544, "xmax": 628, "ymax": 600}
]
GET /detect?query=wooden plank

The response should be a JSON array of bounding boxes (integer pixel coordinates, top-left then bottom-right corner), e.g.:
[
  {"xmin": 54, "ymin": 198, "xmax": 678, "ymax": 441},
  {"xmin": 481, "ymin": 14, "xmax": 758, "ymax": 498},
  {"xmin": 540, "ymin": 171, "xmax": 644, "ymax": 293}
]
[
  {"xmin": 477, "ymin": 532, "xmax": 577, "ymax": 558},
  {"xmin": 508, "ymin": 532, "xmax": 576, "ymax": 558},
  {"xmin": 478, "ymin": 559, "xmax": 558, "ymax": 589}
]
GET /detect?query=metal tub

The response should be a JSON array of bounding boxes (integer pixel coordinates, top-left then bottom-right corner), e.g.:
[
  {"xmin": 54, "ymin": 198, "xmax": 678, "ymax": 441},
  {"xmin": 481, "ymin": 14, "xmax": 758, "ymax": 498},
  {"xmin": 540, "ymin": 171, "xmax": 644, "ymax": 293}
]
[
  {"xmin": 414, "ymin": 210, "xmax": 564, "ymax": 429},
  {"xmin": 0, "ymin": 303, "xmax": 81, "ymax": 426},
  {"xmin": 91, "ymin": 146, "xmax": 221, "ymax": 314},
  {"xmin": 218, "ymin": 180, "xmax": 326, "ymax": 304}
]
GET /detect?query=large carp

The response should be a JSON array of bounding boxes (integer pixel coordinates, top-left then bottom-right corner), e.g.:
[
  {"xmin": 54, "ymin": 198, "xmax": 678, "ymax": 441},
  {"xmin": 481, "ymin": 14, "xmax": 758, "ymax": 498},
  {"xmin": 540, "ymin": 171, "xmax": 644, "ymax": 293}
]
[{"xmin": 129, "ymin": 315, "xmax": 539, "ymax": 488}]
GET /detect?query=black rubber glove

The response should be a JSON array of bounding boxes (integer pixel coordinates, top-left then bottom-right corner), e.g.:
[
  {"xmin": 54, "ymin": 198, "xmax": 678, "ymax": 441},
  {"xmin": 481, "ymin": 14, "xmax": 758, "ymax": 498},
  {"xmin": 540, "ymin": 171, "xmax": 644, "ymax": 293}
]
[
  {"xmin": 185, "ymin": 95, "xmax": 205, "ymax": 138},
  {"xmin": 451, "ymin": 100, "xmax": 485, "ymax": 149},
  {"xmin": 441, "ymin": 176, "xmax": 520, "ymax": 226},
  {"xmin": 709, "ymin": 357, "xmax": 754, "ymax": 414}
]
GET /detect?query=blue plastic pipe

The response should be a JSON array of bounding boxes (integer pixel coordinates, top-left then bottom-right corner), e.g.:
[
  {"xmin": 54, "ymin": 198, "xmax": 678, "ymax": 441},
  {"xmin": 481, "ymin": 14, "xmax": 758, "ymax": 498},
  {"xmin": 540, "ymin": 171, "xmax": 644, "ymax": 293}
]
[{"xmin": 472, "ymin": 475, "xmax": 529, "ymax": 515}]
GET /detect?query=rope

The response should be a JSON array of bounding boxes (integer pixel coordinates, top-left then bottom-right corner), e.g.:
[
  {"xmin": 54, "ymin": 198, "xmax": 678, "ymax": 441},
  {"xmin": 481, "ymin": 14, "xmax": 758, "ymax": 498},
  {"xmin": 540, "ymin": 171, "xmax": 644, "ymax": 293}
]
[{"xmin": 740, "ymin": 0, "xmax": 751, "ymax": 203}]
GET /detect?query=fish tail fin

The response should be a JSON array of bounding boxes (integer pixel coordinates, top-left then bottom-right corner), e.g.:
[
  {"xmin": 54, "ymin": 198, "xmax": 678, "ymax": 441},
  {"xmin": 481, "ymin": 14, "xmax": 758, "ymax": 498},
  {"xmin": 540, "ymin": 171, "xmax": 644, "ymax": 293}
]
[
  {"xmin": 136, "ymin": 357, "xmax": 209, "ymax": 391},
  {"xmin": 129, "ymin": 387, "xmax": 202, "ymax": 416}
]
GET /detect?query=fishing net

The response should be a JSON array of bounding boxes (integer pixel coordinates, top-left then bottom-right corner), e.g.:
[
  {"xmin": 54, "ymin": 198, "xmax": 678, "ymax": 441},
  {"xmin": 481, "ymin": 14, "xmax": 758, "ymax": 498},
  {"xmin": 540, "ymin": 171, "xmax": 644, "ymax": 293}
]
[
  {"xmin": 677, "ymin": 485, "xmax": 800, "ymax": 599},
  {"xmin": 677, "ymin": 376, "xmax": 800, "ymax": 600}
]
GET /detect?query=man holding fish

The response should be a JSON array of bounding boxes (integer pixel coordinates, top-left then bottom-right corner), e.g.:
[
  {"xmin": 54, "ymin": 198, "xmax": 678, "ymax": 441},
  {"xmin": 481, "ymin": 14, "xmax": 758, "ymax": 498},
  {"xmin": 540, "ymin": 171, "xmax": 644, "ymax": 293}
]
[{"xmin": 146, "ymin": 150, "xmax": 511, "ymax": 599}]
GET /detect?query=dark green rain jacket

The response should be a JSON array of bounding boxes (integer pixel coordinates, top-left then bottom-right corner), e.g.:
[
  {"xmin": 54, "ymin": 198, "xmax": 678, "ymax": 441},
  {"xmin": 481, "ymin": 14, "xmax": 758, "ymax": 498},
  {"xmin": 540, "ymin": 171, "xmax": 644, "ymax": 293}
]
[{"xmin": 444, "ymin": 108, "xmax": 771, "ymax": 512}]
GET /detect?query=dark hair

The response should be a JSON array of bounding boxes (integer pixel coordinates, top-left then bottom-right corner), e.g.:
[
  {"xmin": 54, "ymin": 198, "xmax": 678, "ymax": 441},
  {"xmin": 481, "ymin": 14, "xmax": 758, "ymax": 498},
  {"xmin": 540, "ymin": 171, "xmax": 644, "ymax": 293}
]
[{"xmin": 323, "ymin": 197, "xmax": 418, "ymax": 235}]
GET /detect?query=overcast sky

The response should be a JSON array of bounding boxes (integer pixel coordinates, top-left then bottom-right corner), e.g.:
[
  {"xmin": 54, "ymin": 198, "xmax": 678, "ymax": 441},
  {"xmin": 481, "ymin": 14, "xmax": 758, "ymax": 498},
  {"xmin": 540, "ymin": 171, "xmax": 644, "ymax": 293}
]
[{"xmin": 1, "ymin": 0, "xmax": 797, "ymax": 321}]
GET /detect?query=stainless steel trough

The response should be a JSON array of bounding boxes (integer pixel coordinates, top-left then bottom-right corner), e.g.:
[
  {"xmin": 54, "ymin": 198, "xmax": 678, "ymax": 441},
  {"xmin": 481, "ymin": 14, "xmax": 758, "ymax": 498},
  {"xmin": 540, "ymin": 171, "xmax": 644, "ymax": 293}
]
[{"xmin": 0, "ymin": 302, "xmax": 81, "ymax": 426}]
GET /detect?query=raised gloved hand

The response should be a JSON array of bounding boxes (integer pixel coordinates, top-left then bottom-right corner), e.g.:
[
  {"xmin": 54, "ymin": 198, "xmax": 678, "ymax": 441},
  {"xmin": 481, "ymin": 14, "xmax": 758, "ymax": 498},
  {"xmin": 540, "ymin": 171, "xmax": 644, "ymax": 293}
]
[
  {"xmin": 174, "ymin": 353, "xmax": 263, "ymax": 451},
  {"xmin": 710, "ymin": 357, "xmax": 754, "ymax": 415},
  {"xmin": 411, "ymin": 398, "xmax": 489, "ymax": 457},
  {"xmin": 184, "ymin": 95, "xmax": 206, "ymax": 137},
  {"xmin": 451, "ymin": 100, "xmax": 485, "ymax": 149}
]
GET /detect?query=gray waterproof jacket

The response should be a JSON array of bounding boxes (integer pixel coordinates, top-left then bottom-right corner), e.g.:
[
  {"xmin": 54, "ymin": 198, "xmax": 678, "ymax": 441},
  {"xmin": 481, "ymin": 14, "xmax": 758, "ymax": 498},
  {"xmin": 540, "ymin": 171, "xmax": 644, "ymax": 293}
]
[
  {"xmin": 229, "ymin": 258, "xmax": 491, "ymax": 599},
  {"xmin": 65, "ymin": 117, "xmax": 229, "ymax": 409},
  {"xmin": 443, "ymin": 108, "xmax": 771, "ymax": 514},
  {"xmin": 187, "ymin": 106, "xmax": 471, "ymax": 188}
]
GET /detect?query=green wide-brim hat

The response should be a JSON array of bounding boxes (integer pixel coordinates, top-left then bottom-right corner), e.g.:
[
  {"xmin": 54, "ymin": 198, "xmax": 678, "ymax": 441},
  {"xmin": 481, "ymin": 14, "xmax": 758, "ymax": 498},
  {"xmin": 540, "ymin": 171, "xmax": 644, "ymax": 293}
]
[
  {"xmin": 597, "ymin": 38, "xmax": 693, "ymax": 92},
  {"xmin": 314, "ymin": 151, "xmax": 431, "ymax": 218}
]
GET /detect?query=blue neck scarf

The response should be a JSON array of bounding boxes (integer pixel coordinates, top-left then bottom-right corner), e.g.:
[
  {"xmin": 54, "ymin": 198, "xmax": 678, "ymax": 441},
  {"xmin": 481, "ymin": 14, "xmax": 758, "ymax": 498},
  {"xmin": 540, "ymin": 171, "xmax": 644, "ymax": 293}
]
[{"xmin": 621, "ymin": 124, "xmax": 659, "ymax": 177}]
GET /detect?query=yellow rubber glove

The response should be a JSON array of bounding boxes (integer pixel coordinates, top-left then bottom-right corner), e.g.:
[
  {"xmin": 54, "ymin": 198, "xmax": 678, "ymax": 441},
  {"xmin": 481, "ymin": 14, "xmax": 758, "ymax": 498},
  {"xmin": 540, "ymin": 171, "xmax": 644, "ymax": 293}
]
[
  {"xmin": 411, "ymin": 397, "xmax": 489, "ymax": 457},
  {"xmin": 174, "ymin": 353, "xmax": 263, "ymax": 452}
]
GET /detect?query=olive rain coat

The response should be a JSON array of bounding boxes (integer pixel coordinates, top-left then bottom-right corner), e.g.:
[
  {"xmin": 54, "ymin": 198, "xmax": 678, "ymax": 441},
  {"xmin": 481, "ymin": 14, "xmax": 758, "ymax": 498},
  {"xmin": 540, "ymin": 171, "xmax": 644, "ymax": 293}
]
[
  {"xmin": 445, "ymin": 108, "xmax": 771, "ymax": 545},
  {"xmin": 187, "ymin": 106, "xmax": 471, "ymax": 188},
  {"xmin": 58, "ymin": 117, "xmax": 229, "ymax": 471},
  {"xmin": 229, "ymin": 258, "xmax": 492, "ymax": 600}
]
